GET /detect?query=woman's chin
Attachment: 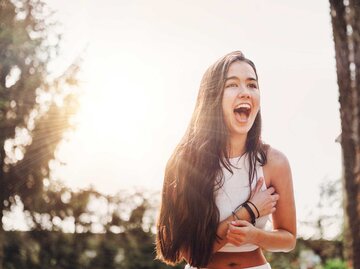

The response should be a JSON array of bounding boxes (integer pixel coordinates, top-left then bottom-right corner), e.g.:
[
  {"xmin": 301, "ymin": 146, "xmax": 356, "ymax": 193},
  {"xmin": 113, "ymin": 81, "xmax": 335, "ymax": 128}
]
[
  {"xmin": 230, "ymin": 120, "xmax": 254, "ymax": 135},
  {"xmin": 230, "ymin": 126, "xmax": 252, "ymax": 137}
]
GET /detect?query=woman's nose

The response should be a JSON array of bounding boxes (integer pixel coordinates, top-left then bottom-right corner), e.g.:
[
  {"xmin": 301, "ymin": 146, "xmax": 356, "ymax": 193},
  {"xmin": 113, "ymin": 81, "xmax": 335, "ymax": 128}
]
[{"xmin": 237, "ymin": 86, "xmax": 251, "ymax": 99}]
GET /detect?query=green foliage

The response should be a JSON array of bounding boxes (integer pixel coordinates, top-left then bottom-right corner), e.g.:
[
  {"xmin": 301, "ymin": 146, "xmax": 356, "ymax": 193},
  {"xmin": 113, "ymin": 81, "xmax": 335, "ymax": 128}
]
[
  {"xmin": 2, "ymin": 229, "xmax": 183, "ymax": 269},
  {"xmin": 0, "ymin": 0, "xmax": 80, "ymax": 223},
  {"xmin": 0, "ymin": 189, "xmax": 185, "ymax": 269},
  {"xmin": 265, "ymin": 247, "xmax": 300, "ymax": 269},
  {"xmin": 324, "ymin": 259, "xmax": 349, "ymax": 269},
  {"xmin": 0, "ymin": 187, "xmax": 345, "ymax": 269},
  {"xmin": 265, "ymin": 238, "xmax": 344, "ymax": 269},
  {"xmin": 0, "ymin": 2, "xmax": 81, "ymax": 268}
]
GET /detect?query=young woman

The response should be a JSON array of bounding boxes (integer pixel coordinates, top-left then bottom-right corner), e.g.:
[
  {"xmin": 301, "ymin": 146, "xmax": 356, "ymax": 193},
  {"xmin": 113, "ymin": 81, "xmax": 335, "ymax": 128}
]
[{"xmin": 156, "ymin": 51, "xmax": 296, "ymax": 269}]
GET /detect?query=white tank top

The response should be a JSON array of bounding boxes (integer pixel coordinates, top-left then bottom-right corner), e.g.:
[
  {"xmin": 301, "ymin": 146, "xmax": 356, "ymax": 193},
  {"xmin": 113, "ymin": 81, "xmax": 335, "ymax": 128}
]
[{"xmin": 215, "ymin": 153, "xmax": 272, "ymax": 252}]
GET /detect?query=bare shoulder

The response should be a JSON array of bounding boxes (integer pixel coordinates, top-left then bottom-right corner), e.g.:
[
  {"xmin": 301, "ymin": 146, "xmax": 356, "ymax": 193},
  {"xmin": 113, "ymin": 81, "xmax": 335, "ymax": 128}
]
[
  {"xmin": 265, "ymin": 146, "xmax": 292, "ymax": 184},
  {"xmin": 266, "ymin": 146, "xmax": 290, "ymax": 167}
]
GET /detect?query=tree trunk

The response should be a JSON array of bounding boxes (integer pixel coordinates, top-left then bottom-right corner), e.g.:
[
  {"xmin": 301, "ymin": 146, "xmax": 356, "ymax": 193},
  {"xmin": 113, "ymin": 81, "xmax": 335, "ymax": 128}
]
[
  {"xmin": 0, "ymin": 144, "xmax": 5, "ymax": 269},
  {"xmin": 0, "ymin": 208, "xmax": 3, "ymax": 269},
  {"xmin": 330, "ymin": 0, "xmax": 360, "ymax": 268}
]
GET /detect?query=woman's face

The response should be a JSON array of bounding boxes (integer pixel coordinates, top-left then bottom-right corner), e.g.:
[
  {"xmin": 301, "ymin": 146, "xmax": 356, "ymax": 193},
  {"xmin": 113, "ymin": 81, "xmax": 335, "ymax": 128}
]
[{"xmin": 222, "ymin": 61, "xmax": 260, "ymax": 138}]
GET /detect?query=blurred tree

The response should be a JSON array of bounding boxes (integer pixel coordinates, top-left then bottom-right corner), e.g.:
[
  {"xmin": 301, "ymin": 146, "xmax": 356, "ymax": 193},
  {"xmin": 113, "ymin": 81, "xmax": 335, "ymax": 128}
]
[
  {"xmin": 0, "ymin": 0, "xmax": 80, "ymax": 268},
  {"xmin": 329, "ymin": 0, "xmax": 360, "ymax": 268},
  {"xmin": 2, "ymin": 190, "xmax": 185, "ymax": 269},
  {"xmin": 316, "ymin": 179, "xmax": 343, "ymax": 240}
]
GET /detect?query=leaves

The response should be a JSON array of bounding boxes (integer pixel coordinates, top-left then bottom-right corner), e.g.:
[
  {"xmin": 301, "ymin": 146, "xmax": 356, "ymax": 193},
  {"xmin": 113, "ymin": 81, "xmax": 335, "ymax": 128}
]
[{"xmin": 0, "ymin": 0, "xmax": 80, "ymax": 228}]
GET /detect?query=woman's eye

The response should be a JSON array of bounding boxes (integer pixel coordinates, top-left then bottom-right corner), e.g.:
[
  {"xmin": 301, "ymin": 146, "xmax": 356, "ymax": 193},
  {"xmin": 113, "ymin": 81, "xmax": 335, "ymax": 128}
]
[
  {"xmin": 226, "ymin": 83, "xmax": 238, "ymax": 88},
  {"xmin": 248, "ymin": 83, "xmax": 258, "ymax": 89}
]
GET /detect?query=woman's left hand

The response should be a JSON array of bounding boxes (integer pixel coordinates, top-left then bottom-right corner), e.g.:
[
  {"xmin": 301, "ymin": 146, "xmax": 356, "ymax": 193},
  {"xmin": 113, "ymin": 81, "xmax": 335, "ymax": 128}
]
[{"xmin": 226, "ymin": 220, "xmax": 258, "ymax": 246}]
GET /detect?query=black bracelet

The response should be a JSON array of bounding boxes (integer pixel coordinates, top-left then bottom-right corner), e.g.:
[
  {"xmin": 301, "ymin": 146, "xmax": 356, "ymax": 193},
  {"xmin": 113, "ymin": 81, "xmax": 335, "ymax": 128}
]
[
  {"xmin": 247, "ymin": 201, "xmax": 260, "ymax": 218},
  {"xmin": 243, "ymin": 202, "xmax": 256, "ymax": 225},
  {"xmin": 232, "ymin": 203, "xmax": 244, "ymax": 221},
  {"xmin": 233, "ymin": 203, "xmax": 243, "ymax": 212},
  {"xmin": 232, "ymin": 211, "xmax": 240, "ymax": 220}
]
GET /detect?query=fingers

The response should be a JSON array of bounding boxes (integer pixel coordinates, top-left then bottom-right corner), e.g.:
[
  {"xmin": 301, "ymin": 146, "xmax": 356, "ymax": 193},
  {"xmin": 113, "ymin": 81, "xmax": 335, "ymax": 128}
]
[
  {"xmin": 228, "ymin": 223, "xmax": 249, "ymax": 235},
  {"xmin": 254, "ymin": 177, "xmax": 263, "ymax": 193},
  {"xmin": 226, "ymin": 233, "xmax": 247, "ymax": 246},
  {"xmin": 272, "ymin": 193, "xmax": 280, "ymax": 201},
  {"xmin": 250, "ymin": 178, "xmax": 263, "ymax": 198},
  {"xmin": 227, "ymin": 238, "xmax": 240, "ymax": 246},
  {"xmin": 266, "ymin": 186, "xmax": 275, "ymax": 194},
  {"xmin": 266, "ymin": 187, "xmax": 280, "ymax": 202},
  {"xmin": 229, "ymin": 220, "xmax": 250, "ymax": 227}
]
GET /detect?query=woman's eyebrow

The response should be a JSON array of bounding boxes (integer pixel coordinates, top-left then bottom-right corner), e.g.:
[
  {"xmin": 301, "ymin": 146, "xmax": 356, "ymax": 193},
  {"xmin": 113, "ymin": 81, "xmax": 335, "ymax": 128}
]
[
  {"xmin": 225, "ymin": 76, "xmax": 257, "ymax": 82},
  {"xmin": 247, "ymin": 77, "xmax": 257, "ymax": 82},
  {"xmin": 224, "ymin": 76, "xmax": 239, "ymax": 81}
]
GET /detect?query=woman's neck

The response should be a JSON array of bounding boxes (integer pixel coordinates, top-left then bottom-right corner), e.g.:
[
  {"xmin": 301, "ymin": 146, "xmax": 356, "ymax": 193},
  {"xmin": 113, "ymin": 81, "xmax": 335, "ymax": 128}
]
[{"xmin": 228, "ymin": 134, "xmax": 247, "ymax": 158}]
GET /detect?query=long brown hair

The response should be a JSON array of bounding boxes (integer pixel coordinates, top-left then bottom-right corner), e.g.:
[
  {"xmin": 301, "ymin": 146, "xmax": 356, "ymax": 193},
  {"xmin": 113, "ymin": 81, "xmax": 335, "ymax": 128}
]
[{"xmin": 156, "ymin": 51, "xmax": 268, "ymax": 267}]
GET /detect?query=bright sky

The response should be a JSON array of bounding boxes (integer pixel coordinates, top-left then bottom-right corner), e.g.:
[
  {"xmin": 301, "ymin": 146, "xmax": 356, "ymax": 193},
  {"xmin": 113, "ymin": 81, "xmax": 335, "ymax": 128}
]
[{"xmin": 45, "ymin": 0, "xmax": 342, "ymax": 237}]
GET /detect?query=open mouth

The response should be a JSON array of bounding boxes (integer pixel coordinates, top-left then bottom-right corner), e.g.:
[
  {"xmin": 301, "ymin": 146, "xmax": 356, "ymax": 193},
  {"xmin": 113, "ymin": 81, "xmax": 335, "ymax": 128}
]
[{"xmin": 233, "ymin": 104, "xmax": 251, "ymax": 122}]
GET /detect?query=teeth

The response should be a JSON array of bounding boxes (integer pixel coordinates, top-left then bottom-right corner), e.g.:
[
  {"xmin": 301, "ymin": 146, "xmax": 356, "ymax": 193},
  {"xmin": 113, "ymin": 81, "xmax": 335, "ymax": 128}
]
[{"xmin": 235, "ymin": 103, "xmax": 251, "ymax": 109}]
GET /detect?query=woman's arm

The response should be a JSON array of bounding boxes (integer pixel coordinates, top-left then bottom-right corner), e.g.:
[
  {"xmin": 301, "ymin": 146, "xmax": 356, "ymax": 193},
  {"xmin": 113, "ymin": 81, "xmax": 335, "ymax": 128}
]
[
  {"xmin": 226, "ymin": 148, "xmax": 297, "ymax": 252},
  {"xmin": 182, "ymin": 164, "xmax": 282, "ymax": 261},
  {"xmin": 213, "ymin": 177, "xmax": 280, "ymax": 253},
  {"xmin": 212, "ymin": 201, "xmax": 252, "ymax": 252}
]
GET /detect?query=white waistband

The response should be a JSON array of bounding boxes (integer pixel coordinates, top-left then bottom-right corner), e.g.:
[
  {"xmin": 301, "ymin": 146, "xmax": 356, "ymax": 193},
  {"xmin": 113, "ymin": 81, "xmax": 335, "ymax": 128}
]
[{"xmin": 185, "ymin": 262, "xmax": 271, "ymax": 269}]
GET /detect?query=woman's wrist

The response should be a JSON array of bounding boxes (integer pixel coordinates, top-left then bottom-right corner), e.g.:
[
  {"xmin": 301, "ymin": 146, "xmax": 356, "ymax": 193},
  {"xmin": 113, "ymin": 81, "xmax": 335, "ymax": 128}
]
[
  {"xmin": 247, "ymin": 200, "xmax": 260, "ymax": 218},
  {"xmin": 250, "ymin": 225, "xmax": 262, "ymax": 245},
  {"xmin": 242, "ymin": 202, "xmax": 256, "ymax": 225},
  {"xmin": 234, "ymin": 206, "xmax": 251, "ymax": 222}
]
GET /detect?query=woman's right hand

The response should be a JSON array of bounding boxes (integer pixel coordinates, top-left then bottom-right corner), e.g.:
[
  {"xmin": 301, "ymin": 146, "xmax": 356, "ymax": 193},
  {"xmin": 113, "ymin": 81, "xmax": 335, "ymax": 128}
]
[{"xmin": 248, "ymin": 177, "xmax": 279, "ymax": 217}]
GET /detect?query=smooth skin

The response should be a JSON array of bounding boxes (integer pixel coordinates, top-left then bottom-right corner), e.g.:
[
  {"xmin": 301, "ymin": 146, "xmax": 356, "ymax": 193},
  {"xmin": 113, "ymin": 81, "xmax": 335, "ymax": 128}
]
[{"xmin": 206, "ymin": 61, "xmax": 296, "ymax": 269}]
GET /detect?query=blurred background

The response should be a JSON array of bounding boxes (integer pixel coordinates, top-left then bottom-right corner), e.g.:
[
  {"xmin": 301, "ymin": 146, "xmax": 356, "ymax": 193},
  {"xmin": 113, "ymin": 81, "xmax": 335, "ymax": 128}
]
[{"xmin": 0, "ymin": 0, "xmax": 359, "ymax": 268}]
